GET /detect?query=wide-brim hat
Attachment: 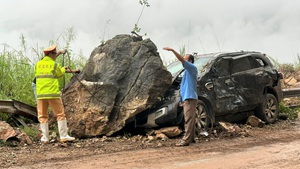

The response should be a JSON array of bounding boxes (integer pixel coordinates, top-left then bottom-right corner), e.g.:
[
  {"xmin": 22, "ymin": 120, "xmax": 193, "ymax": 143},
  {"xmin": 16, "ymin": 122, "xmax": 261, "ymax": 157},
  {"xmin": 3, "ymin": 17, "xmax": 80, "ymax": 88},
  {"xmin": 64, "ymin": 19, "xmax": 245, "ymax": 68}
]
[{"xmin": 43, "ymin": 45, "xmax": 57, "ymax": 55}]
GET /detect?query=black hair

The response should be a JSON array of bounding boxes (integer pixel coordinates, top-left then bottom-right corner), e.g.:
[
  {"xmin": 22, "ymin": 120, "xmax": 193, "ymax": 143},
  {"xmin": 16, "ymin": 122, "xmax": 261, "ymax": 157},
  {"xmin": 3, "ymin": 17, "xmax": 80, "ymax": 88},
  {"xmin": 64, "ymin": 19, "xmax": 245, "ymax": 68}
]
[{"xmin": 188, "ymin": 54, "xmax": 194, "ymax": 63}]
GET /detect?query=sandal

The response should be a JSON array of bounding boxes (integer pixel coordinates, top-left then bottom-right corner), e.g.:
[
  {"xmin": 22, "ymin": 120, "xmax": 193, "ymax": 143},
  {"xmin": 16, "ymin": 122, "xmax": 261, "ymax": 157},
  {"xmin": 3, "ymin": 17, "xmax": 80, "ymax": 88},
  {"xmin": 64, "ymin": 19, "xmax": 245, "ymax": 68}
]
[{"xmin": 175, "ymin": 140, "xmax": 189, "ymax": 146}]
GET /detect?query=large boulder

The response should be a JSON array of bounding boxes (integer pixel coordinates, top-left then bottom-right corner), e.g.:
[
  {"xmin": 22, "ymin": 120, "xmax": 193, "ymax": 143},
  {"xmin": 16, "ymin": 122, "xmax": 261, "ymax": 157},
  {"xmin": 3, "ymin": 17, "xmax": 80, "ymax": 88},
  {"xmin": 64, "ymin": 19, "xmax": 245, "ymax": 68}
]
[{"xmin": 62, "ymin": 34, "xmax": 172, "ymax": 137}]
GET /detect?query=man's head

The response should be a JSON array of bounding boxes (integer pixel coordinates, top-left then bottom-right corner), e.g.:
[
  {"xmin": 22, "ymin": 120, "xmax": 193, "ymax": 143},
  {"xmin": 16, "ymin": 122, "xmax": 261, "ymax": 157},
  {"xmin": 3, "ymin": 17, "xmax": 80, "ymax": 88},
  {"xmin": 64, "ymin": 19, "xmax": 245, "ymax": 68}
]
[
  {"xmin": 183, "ymin": 54, "xmax": 195, "ymax": 63},
  {"xmin": 43, "ymin": 45, "xmax": 58, "ymax": 59},
  {"xmin": 44, "ymin": 45, "xmax": 57, "ymax": 55}
]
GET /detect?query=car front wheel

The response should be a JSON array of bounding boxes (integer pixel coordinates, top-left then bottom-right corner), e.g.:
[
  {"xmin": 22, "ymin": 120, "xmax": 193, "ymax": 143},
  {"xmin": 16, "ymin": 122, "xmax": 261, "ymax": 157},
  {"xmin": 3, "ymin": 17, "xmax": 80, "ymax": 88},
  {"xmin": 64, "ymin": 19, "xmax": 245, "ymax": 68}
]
[
  {"xmin": 254, "ymin": 93, "xmax": 278, "ymax": 124},
  {"xmin": 195, "ymin": 100, "xmax": 211, "ymax": 137}
]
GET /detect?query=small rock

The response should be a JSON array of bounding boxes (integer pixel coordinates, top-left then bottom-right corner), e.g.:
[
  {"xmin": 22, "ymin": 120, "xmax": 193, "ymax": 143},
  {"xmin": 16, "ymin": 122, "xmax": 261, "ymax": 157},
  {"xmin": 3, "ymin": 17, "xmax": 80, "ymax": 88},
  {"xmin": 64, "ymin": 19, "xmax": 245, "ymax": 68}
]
[
  {"xmin": 246, "ymin": 115, "xmax": 265, "ymax": 128},
  {"xmin": 155, "ymin": 133, "xmax": 169, "ymax": 141},
  {"xmin": 147, "ymin": 135, "xmax": 156, "ymax": 141}
]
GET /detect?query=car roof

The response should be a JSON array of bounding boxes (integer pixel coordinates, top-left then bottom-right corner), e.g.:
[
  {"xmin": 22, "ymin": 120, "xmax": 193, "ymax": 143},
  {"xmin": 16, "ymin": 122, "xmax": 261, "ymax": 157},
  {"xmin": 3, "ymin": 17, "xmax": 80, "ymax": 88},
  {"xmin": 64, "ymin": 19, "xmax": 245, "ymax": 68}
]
[
  {"xmin": 166, "ymin": 50, "xmax": 272, "ymax": 76},
  {"xmin": 194, "ymin": 51, "xmax": 263, "ymax": 59}
]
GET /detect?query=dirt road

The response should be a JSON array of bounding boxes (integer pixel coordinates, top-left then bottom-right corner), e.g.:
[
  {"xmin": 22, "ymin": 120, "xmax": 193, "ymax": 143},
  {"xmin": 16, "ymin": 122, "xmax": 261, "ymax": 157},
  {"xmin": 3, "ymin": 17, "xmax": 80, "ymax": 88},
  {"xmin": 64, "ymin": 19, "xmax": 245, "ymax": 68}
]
[{"xmin": 2, "ymin": 119, "xmax": 300, "ymax": 169}]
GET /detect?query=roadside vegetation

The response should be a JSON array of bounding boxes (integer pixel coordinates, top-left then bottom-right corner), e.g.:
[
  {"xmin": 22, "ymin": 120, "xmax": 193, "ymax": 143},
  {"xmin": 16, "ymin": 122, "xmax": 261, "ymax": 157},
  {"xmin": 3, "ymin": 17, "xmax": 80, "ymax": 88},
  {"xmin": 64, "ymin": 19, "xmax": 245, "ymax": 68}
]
[
  {"xmin": 0, "ymin": 28, "xmax": 86, "ymax": 107},
  {"xmin": 277, "ymin": 62, "xmax": 300, "ymax": 120},
  {"xmin": 0, "ymin": 28, "xmax": 87, "ymax": 139}
]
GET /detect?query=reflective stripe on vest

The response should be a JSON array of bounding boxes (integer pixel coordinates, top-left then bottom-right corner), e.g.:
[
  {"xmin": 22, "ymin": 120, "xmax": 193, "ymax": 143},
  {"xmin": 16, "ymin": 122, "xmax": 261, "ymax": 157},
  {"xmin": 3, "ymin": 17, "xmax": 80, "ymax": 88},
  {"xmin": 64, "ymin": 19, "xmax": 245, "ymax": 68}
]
[
  {"xmin": 36, "ymin": 75, "xmax": 56, "ymax": 78},
  {"xmin": 37, "ymin": 94, "xmax": 61, "ymax": 99}
]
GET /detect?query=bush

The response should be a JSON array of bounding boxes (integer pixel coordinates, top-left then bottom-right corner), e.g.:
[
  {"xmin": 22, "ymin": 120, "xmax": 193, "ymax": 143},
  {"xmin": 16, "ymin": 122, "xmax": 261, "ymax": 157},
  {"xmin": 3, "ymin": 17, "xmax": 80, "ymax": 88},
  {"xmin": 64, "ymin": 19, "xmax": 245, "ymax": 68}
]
[
  {"xmin": 0, "ymin": 112, "xmax": 10, "ymax": 121},
  {"xmin": 279, "ymin": 102, "xmax": 298, "ymax": 120},
  {"xmin": 278, "ymin": 63, "xmax": 295, "ymax": 74}
]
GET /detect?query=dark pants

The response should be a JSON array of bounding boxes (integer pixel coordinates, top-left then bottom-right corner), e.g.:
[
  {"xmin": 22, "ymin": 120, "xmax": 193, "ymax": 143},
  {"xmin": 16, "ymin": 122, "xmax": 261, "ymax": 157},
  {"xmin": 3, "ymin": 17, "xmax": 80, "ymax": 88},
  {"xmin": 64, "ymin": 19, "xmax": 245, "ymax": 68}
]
[{"xmin": 182, "ymin": 99, "xmax": 197, "ymax": 143}]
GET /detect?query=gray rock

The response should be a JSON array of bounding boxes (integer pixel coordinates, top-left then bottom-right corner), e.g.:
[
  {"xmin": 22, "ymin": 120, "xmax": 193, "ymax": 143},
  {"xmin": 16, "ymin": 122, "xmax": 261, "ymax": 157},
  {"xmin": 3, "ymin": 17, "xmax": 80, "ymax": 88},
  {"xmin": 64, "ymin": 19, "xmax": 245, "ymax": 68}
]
[{"xmin": 62, "ymin": 34, "xmax": 172, "ymax": 137}]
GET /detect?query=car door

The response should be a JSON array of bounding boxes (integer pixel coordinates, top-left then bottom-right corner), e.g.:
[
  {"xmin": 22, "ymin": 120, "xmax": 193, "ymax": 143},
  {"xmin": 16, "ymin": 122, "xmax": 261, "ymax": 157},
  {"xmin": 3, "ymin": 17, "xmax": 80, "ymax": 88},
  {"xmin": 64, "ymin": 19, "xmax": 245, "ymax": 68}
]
[
  {"xmin": 229, "ymin": 55, "xmax": 265, "ymax": 110},
  {"xmin": 249, "ymin": 55, "xmax": 272, "ymax": 103},
  {"xmin": 211, "ymin": 57, "xmax": 242, "ymax": 114}
]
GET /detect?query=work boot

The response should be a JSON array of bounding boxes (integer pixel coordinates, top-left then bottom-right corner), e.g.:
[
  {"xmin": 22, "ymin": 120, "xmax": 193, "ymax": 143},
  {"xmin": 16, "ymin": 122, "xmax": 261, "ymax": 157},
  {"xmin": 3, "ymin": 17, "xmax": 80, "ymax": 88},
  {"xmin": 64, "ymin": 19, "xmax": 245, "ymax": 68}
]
[
  {"xmin": 40, "ymin": 123, "xmax": 49, "ymax": 144},
  {"xmin": 58, "ymin": 119, "xmax": 75, "ymax": 143}
]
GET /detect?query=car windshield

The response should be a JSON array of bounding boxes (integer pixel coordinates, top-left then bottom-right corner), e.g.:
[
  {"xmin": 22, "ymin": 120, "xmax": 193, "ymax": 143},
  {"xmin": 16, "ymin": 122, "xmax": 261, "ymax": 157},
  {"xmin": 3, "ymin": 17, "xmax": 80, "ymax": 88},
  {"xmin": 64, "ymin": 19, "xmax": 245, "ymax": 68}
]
[{"xmin": 167, "ymin": 56, "xmax": 213, "ymax": 75}]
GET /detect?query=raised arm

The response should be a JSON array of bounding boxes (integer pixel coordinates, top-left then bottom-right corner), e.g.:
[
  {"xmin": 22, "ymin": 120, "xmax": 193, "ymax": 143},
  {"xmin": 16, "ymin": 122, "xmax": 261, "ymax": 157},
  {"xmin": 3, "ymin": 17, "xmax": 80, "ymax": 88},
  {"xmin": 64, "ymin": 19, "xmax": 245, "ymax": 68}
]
[{"xmin": 163, "ymin": 47, "xmax": 185, "ymax": 63}]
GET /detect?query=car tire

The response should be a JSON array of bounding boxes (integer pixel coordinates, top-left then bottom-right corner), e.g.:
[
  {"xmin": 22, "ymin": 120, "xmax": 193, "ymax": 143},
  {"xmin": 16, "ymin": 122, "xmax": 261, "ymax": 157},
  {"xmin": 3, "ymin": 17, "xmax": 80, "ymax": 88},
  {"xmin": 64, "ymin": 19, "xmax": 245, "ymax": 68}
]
[
  {"xmin": 254, "ymin": 93, "xmax": 278, "ymax": 124},
  {"xmin": 195, "ymin": 100, "xmax": 212, "ymax": 137}
]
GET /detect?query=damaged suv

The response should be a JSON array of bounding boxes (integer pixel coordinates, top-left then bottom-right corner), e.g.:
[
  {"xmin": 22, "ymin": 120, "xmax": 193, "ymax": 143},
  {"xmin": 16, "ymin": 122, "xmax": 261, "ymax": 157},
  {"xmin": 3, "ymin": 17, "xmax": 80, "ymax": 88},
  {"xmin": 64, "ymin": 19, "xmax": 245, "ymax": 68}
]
[{"xmin": 133, "ymin": 51, "xmax": 283, "ymax": 135}]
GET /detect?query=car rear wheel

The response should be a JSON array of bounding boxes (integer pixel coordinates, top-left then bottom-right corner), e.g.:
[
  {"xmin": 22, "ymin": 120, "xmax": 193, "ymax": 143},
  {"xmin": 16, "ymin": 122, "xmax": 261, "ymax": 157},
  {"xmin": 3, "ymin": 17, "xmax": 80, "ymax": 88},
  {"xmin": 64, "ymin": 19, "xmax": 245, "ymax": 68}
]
[
  {"xmin": 254, "ymin": 93, "xmax": 278, "ymax": 124},
  {"xmin": 195, "ymin": 100, "xmax": 211, "ymax": 137}
]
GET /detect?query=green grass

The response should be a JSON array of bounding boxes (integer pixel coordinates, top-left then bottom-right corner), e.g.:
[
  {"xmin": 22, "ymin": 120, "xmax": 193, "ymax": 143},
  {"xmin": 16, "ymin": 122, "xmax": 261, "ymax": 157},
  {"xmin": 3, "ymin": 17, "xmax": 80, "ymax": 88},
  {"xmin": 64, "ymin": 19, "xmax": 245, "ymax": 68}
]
[
  {"xmin": 0, "ymin": 139, "xmax": 18, "ymax": 147},
  {"xmin": 0, "ymin": 51, "xmax": 35, "ymax": 104},
  {"xmin": 0, "ymin": 28, "xmax": 87, "ymax": 107},
  {"xmin": 279, "ymin": 102, "xmax": 299, "ymax": 120},
  {"xmin": 20, "ymin": 126, "xmax": 40, "ymax": 142},
  {"xmin": 0, "ymin": 113, "xmax": 10, "ymax": 123}
]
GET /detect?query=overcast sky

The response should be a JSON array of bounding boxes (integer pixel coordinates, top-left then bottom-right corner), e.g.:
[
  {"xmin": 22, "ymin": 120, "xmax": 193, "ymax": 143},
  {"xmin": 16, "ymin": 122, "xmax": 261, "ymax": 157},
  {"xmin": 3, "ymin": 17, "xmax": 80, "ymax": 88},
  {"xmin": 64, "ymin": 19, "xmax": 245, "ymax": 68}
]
[{"xmin": 1, "ymin": 0, "xmax": 300, "ymax": 64}]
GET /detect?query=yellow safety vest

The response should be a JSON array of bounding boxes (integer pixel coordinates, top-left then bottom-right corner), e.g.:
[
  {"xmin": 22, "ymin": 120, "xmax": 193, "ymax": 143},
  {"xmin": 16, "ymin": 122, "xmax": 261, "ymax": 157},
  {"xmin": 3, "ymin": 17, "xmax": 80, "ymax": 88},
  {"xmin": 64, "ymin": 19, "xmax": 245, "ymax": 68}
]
[{"xmin": 35, "ymin": 56, "xmax": 66, "ymax": 99}]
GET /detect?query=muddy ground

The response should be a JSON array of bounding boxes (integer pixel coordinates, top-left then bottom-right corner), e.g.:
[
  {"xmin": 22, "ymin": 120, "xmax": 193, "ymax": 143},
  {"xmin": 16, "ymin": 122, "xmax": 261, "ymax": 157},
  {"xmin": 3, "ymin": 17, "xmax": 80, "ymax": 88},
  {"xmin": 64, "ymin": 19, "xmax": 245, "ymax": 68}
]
[{"xmin": 1, "ymin": 116, "xmax": 300, "ymax": 169}]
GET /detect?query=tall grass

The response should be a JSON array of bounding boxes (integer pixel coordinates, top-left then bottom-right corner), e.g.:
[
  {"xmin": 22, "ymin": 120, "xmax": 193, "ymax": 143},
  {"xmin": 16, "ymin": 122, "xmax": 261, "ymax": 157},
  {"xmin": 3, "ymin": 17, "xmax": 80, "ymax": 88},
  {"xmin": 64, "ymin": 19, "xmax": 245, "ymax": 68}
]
[
  {"xmin": 0, "ymin": 48, "xmax": 35, "ymax": 104},
  {"xmin": 0, "ymin": 28, "xmax": 87, "ymax": 106}
]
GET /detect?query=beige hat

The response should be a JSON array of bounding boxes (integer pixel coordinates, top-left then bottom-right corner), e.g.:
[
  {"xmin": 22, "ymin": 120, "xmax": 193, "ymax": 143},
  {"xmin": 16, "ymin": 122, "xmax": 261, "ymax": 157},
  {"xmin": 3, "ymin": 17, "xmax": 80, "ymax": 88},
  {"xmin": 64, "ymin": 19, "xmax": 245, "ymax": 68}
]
[{"xmin": 43, "ymin": 45, "xmax": 57, "ymax": 55}]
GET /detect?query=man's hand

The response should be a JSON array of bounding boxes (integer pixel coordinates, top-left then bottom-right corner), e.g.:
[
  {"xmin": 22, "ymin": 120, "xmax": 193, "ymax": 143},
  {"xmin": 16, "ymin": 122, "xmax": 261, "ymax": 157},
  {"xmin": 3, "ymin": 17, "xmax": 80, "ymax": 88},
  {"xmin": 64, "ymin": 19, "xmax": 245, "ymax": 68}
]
[
  {"xmin": 64, "ymin": 67, "xmax": 81, "ymax": 74},
  {"xmin": 163, "ymin": 47, "xmax": 173, "ymax": 51},
  {"xmin": 74, "ymin": 70, "xmax": 81, "ymax": 74},
  {"xmin": 59, "ymin": 49, "xmax": 67, "ymax": 54},
  {"xmin": 179, "ymin": 102, "xmax": 184, "ymax": 107},
  {"xmin": 63, "ymin": 66, "xmax": 71, "ymax": 72}
]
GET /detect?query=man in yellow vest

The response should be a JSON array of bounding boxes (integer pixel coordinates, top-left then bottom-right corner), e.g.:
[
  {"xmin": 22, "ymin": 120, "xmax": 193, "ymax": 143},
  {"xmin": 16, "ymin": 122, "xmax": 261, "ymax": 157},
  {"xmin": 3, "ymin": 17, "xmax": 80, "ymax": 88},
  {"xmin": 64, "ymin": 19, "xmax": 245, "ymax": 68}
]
[{"xmin": 35, "ymin": 45, "xmax": 79, "ymax": 143}]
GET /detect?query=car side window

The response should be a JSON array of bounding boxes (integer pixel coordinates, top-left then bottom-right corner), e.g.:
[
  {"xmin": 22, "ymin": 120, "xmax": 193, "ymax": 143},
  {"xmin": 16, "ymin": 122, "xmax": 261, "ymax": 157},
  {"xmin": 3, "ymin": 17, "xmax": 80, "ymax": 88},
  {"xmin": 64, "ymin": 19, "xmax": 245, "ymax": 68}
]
[
  {"xmin": 214, "ymin": 59, "xmax": 230, "ymax": 77},
  {"xmin": 255, "ymin": 58, "xmax": 266, "ymax": 67},
  {"xmin": 248, "ymin": 57, "xmax": 262, "ymax": 68},
  {"xmin": 230, "ymin": 57, "xmax": 252, "ymax": 74}
]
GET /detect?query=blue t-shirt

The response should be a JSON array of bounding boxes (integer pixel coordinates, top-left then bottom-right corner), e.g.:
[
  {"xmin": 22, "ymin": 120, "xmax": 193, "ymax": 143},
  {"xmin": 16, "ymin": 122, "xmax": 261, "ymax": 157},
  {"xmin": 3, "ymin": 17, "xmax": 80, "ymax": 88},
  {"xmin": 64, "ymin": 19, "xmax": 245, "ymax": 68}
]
[{"xmin": 180, "ymin": 61, "xmax": 198, "ymax": 102}]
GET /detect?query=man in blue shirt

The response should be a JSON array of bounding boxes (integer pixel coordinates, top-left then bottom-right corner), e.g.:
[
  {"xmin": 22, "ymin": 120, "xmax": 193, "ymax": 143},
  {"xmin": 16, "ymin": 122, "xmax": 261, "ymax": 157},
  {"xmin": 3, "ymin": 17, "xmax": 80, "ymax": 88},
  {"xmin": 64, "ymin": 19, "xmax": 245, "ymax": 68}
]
[{"xmin": 163, "ymin": 47, "xmax": 198, "ymax": 146}]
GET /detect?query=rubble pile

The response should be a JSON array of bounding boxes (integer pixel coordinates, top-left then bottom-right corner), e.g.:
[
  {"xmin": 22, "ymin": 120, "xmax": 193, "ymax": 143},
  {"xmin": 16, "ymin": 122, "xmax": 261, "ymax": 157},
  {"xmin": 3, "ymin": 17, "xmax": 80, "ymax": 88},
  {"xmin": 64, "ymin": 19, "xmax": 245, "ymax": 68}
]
[{"xmin": 281, "ymin": 69, "xmax": 300, "ymax": 106}]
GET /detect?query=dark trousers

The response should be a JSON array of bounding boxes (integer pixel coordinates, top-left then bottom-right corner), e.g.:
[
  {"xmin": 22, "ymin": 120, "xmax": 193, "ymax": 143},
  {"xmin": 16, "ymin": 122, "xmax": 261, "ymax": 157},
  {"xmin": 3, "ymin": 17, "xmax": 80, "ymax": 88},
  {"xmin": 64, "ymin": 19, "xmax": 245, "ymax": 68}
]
[{"xmin": 182, "ymin": 99, "xmax": 197, "ymax": 143}]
